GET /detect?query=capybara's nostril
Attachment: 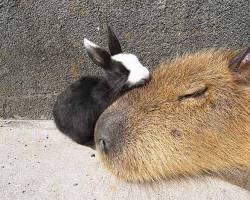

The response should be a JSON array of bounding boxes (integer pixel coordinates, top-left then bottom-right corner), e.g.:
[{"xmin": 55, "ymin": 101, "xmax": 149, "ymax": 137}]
[
  {"xmin": 95, "ymin": 111, "xmax": 125, "ymax": 153},
  {"xmin": 99, "ymin": 138, "xmax": 110, "ymax": 153}
]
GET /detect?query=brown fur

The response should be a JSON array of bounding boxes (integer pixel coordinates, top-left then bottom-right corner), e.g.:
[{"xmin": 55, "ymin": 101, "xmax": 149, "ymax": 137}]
[{"xmin": 95, "ymin": 48, "xmax": 250, "ymax": 185}]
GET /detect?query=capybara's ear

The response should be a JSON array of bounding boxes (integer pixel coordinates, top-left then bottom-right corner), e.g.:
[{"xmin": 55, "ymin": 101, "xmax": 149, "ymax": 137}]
[
  {"xmin": 107, "ymin": 24, "xmax": 122, "ymax": 56},
  {"xmin": 229, "ymin": 48, "xmax": 250, "ymax": 81},
  {"xmin": 84, "ymin": 38, "xmax": 111, "ymax": 69}
]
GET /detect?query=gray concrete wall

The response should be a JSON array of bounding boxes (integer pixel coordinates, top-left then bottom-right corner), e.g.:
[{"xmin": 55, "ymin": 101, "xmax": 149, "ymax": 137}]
[{"xmin": 0, "ymin": 0, "xmax": 249, "ymax": 119}]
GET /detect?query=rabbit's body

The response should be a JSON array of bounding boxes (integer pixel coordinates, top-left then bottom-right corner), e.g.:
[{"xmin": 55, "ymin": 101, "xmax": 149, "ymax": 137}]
[
  {"xmin": 53, "ymin": 77, "xmax": 112, "ymax": 145},
  {"xmin": 95, "ymin": 48, "xmax": 250, "ymax": 184},
  {"xmin": 53, "ymin": 26, "xmax": 150, "ymax": 145}
]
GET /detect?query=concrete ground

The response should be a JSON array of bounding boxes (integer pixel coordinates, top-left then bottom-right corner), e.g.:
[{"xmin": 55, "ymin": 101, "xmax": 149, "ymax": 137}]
[{"xmin": 0, "ymin": 120, "xmax": 250, "ymax": 200}]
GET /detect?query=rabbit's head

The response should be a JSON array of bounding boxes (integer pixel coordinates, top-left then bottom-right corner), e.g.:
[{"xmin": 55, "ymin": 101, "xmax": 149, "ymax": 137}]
[{"xmin": 84, "ymin": 26, "xmax": 150, "ymax": 92}]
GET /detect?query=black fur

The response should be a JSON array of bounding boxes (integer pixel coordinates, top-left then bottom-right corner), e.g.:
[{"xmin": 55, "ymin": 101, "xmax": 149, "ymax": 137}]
[
  {"xmin": 53, "ymin": 63, "xmax": 131, "ymax": 146},
  {"xmin": 52, "ymin": 26, "xmax": 145, "ymax": 147},
  {"xmin": 53, "ymin": 76, "xmax": 127, "ymax": 146},
  {"xmin": 85, "ymin": 47, "xmax": 111, "ymax": 69},
  {"xmin": 107, "ymin": 25, "xmax": 122, "ymax": 55}
]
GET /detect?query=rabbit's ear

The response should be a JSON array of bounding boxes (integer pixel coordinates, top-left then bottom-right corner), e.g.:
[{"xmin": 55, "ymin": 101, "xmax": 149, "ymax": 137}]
[
  {"xmin": 84, "ymin": 38, "xmax": 111, "ymax": 69},
  {"xmin": 107, "ymin": 25, "xmax": 122, "ymax": 55}
]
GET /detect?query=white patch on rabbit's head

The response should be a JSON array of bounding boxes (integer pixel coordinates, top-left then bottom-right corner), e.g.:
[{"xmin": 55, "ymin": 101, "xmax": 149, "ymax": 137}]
[{"xmin": 111, "ymin": 54, "xmax": 150, "ymax": 86}]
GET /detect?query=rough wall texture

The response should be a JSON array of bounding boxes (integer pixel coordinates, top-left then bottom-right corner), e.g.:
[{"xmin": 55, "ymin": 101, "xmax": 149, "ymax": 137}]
[{"xmin": 0, "ymin": 0, "xmax": 249, "ymax": 119}]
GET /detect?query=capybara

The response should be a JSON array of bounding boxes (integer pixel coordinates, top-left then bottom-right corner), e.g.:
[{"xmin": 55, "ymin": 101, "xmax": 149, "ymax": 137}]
[{"xmin": 94, "ymin": 48, "xmax": 250, "ymax": 184}]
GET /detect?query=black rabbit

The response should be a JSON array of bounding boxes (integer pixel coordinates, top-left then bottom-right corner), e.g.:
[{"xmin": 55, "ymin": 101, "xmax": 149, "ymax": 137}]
[{"xmin": 53, "ymin": 26, "xmax": 150, "ymax": 147}]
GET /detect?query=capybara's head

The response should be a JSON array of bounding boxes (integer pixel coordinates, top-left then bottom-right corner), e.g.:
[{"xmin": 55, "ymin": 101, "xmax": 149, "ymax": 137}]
[{"xmin": 95, "ymin": 48, "xmax": 250, "ymax": 182}]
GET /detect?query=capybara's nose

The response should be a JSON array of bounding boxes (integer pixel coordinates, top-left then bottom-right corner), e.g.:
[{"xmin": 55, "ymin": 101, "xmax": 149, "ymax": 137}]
[
  {"xmin": 95, "ymin": 111, "xmax": 124, "ymax": 154},
  {"xmin": 98, "ymin": 138, "xmax": 110, "ymax": 153}
]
